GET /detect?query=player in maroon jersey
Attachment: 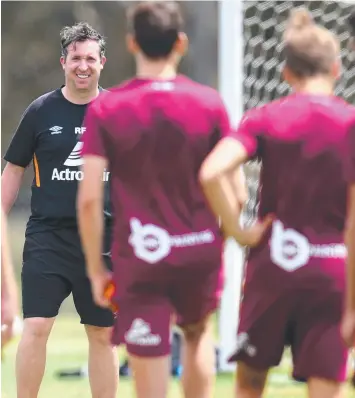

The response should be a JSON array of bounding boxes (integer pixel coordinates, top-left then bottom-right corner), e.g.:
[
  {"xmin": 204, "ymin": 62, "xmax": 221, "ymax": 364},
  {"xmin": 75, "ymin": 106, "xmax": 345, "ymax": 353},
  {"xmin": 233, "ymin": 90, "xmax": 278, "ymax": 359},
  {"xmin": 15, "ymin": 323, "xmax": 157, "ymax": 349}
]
[
  {"xmin": 342, "ymin": 121, "xmax": 355, "ymax": 385},
  {"xmin": 341, "ymin": 6, "xmax": 355, "ymax": 389},
  {"xmin": 76, "ymin": 2, "xmax": 242, "ymax": 398},
  {"xmin": 341, "ymin": 6, "xmax": 355, "ymax": 349},
  {"xmin": 201, "ymin": 8, "xmax": 353, "ymax": 398}
]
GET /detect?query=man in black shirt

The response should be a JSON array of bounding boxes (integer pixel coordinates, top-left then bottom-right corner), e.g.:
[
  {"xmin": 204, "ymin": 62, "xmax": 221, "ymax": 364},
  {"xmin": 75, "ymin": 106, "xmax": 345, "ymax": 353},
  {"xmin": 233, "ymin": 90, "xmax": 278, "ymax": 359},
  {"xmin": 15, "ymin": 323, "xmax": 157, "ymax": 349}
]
[{"xmin": 1, "ymin": 23, "xmax": 117, "ymax": 398}]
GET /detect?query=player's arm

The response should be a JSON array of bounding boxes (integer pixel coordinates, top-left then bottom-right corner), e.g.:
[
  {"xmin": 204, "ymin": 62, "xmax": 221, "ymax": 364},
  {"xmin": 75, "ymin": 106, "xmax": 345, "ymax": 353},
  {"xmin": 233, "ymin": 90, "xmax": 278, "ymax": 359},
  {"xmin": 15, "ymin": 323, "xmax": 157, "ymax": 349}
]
[
  {"xmin": 345, "ymin": 184, "xmax": 355, "ymax": 312},
  {"xmin": 344, "ymin": 122, "xmax": 355, "ymax": 312},
  {"xmin": 77, "ymin": 155, "xmax": 107, "ymax": 278},
  {"xmin": 229, "ymin": 166, "xmax": 248, "ymax": 209},
  {"xmin": 1, "ymin": 103, "xmax": 37, "ymax": 213},
  {"xmin": 77, "ymin": 100, "xmax": 112, "ymax": 308},
  {"xmin": 211, "ymin": 96, "xmax": 248, "ymax": 211},
  {"xmin": 1, "ymin": 207, "xmax": 18, "ymax": 348},
  {"xmin": 1, "ymin": 208, "xmax": 17, "ymax": 297},
  {"xmin": 200, "ymin": 109, "xmax": 272, "ymax": 246},
  {"xmin": 1, "ymin": 164, "xmax": 25, "ymax": 214},
  {"xmin": 341, "ymin": 121, "xmax": 355, "ymax": 348},
  {"xmin": 199, "ymin": 137, "xmax": 250, "ymax": 241}
]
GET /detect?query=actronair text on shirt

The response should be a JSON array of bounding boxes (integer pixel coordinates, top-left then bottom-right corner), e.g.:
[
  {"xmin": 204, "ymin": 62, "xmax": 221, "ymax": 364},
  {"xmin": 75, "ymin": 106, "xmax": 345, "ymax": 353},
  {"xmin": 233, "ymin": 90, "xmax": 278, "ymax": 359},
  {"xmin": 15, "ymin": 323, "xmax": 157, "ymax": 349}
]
[{"xmin": 51, "ymin": 141, "xmax": 110, "ymax": 182}]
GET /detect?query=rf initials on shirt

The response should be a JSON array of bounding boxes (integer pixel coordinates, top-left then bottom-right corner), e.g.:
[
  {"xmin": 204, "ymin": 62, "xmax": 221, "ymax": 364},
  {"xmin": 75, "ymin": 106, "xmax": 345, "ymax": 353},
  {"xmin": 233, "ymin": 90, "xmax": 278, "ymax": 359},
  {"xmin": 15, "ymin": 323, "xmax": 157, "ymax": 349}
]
[{"xmin": 75, "ymin": 127, "xmax": 86, "ymax": 135}]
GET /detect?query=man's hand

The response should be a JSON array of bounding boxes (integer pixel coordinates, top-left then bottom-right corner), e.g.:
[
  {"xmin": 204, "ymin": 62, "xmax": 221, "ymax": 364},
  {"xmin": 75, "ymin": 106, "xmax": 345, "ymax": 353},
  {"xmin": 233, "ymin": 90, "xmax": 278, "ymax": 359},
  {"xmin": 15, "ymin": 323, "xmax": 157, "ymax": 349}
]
[
  {"xmin": 1, "ymin": 290, "xmax": 18, "ymax": 349},
  {"xmin": 1, "ymin": 206, "xmax": 19, "ymax": 351},
  {"xmin": 89, "ymin": 267, "xmax": 113, "ymax": 309},
  {"xmin": 233, "ymin": 214, "xmax": 274, "ymax": 247},
  {"xmin": 341, "ymin": 310, "xmax": 355, "ymax": 348}
]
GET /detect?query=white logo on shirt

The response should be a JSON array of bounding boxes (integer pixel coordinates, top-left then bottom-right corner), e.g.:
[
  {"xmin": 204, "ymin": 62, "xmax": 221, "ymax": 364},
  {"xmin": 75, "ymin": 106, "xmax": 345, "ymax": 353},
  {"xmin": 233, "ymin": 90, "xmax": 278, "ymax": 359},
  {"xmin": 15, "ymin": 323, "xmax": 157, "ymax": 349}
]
[
  {"xmin": 151, "ymin": 81, "xmax": 174, "ymax": 91},
  {"xmin": 270, "ymin": 220, "xmax": 346, "ymax": 272},
  {"xmin": 125, "ymin": 318, "xmax": 161, "ymax": 346},
  {"xmin": 49, "ymin": 126, "xmax": 63, "ymax": 134},
  {"xmin": 64, "ymin": 142, "xmax": 84, "ymax": 167},
  {"xmin": 51, "ymin": 141, "xmax": 110, "ymax": 182},
  {"xmin": 128, "ymin": 218, "xmax": 215, "ymax": 264}
]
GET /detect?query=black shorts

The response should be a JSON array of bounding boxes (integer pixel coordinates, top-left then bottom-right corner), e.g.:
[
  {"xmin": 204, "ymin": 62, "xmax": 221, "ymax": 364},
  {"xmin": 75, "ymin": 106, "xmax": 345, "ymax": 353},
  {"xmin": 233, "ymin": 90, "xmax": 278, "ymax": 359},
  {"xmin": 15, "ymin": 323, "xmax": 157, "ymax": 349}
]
[{"xmin": 22, "ymin": 228, "xmax": 114, "ymax": 327}]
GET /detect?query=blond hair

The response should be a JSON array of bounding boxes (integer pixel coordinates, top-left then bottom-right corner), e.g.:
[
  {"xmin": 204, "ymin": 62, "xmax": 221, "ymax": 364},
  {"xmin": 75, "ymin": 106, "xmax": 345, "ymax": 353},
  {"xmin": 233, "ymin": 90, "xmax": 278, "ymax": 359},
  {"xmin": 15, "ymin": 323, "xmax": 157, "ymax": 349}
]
[{"xmin": 283, "ymin": 8, "xmax": 340, "ymax": 77}]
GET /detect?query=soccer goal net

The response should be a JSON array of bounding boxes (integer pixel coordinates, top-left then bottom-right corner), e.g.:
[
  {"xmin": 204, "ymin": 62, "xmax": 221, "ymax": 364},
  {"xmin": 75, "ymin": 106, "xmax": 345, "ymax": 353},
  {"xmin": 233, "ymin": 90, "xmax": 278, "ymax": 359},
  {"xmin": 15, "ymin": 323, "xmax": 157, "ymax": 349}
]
[{"xmin": 218, "ymin": 0, "xmax": 355, "ymax": 372}]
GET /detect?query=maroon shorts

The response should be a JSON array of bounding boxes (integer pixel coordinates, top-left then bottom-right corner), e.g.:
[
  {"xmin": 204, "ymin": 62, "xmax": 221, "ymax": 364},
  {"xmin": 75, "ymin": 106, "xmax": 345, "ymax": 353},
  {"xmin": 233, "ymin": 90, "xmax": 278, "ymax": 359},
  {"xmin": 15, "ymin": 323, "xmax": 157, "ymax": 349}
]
[
  {"xmin": 111, "ymin": 258, "xmax": 223, "ymax": 357},
  {"xmin": 229, "ymin": 281, "xmax": 348, "ymax": 383}
]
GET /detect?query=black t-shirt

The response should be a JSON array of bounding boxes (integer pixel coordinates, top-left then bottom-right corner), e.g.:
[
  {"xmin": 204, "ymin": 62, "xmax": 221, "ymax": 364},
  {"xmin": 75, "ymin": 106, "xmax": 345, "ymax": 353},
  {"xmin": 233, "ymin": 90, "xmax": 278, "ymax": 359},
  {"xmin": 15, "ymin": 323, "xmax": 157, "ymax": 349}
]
[{"xmin": 4, "ymin": 86, "xmax": 112, "ymax": 236}]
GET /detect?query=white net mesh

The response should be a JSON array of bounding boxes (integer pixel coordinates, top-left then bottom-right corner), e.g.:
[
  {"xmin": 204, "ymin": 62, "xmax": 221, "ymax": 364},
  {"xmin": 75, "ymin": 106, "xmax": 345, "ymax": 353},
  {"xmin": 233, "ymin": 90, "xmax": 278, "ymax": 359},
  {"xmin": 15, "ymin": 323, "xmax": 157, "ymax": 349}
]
[{"xmin": 242, "ymin": 0, "xmax": 355, "ymax": 224}]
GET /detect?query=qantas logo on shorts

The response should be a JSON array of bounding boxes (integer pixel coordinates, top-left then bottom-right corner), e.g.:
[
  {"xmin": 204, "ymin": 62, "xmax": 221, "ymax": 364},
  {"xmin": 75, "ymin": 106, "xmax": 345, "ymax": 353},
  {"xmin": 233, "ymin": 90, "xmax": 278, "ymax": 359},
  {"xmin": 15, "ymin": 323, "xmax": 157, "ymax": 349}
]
[
  {"xmin": 128, "ymin": 218, "xmax": 215, "ymax": 264},
  {"xmin": 125, "ymin": 318, "xmax": 161, "ymax": 346},
  {"xmin": 270, "ymin": 220, "xmax": 347, "ymax": 272},
  {"xmin": 235, "ymin": 333, "xmax": 257, "ymax": 357}
]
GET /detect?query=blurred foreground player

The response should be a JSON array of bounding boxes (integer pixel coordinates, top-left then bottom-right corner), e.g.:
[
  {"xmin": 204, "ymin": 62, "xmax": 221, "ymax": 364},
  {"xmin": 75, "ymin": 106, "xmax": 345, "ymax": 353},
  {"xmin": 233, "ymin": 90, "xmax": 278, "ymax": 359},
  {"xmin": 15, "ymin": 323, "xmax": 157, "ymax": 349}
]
[
  {"xmin": 77, "ymin": 2, "xmax": 237, "ymax": 397},
  {"xmin": 1, "ymin": 208, "xmax": 19, "ymax": 351},
  {"xmin": 341, "ymin": 6, "xmax": 355, "ymax": 389},
  {"xmin": 200, "ymin": 8, "xmax": 354, "ymax": 398}
]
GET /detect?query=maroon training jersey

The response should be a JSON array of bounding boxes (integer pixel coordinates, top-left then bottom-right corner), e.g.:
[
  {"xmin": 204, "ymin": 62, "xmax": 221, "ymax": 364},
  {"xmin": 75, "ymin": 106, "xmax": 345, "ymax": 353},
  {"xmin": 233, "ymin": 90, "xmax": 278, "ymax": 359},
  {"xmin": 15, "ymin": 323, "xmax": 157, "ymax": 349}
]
[
  {"xmin": 81, "ymin": 75, "xmax": 227, "ymax": 266},
  {"xmin": 345, "ymin": 120, "xmax": 355, "ymax": 184},
  {"xmin": 231, "ymin": 93, "xmax": 355, "ymax": 291}
]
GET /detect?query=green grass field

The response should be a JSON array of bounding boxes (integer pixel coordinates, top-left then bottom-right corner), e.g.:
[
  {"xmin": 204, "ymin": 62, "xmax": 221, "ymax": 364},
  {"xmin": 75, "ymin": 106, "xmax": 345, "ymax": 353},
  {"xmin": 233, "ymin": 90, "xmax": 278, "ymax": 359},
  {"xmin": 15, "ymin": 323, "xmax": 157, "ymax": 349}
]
[
  {"xmin": 2, "ymin": 315, "xmax": 354, "ymax": 398},
  {"xmin": 2, "ymin": 219, "xmax": 354, "ymax": 397}
]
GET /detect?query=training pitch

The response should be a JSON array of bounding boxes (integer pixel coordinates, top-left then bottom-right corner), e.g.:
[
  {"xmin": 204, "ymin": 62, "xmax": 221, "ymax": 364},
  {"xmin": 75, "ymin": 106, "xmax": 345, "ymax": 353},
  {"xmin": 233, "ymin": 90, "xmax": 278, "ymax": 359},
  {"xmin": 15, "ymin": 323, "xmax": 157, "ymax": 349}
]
[{"xmin": 1, "ymin": 316, "xmax": 353, "ymax": 398}]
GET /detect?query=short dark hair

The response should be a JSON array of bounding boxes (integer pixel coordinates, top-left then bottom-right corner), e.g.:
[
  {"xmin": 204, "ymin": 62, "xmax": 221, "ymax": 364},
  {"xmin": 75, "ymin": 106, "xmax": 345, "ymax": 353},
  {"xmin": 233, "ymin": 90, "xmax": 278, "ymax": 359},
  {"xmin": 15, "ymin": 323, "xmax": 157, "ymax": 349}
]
[
  {"xmin": 127, "ymin": 1, "xmax": 184, "ymax": 59},
  {"xmin": 283, "ymin": 8, "xmax": 339, "ymax": 78},
  {"xmin": 60, "ymin": 22, "xmax": 106, "ymax": 58}
]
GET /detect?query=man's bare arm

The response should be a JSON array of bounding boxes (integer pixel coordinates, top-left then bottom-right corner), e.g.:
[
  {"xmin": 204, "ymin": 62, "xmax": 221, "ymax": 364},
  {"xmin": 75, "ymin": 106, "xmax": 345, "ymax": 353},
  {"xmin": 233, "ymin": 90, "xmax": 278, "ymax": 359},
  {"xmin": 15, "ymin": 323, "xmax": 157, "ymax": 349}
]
[
  {"xmin": 1, "ymin": 163, "xmax": 25, "ymax": 214},
  {"xmin": 1, "ymin": 207, "xmax": 18, "ymax": 347},
  {"xmin": 1, "ymin": 208, "xmax": 17, "ymax": 297},
  {"xmin": 199, "ymin": 138, "xmax": 249, "ymax": 240},
  {"xmin": 229, "ymin": 167, "xmax": 248, "ymax": 209},
  {"xmin": 77, "ymin": 155, "xmax": 107, "ymax": 278},
  {"xmin": 345, "ymin": 184, "xmax": 355, "ymax": 311}
]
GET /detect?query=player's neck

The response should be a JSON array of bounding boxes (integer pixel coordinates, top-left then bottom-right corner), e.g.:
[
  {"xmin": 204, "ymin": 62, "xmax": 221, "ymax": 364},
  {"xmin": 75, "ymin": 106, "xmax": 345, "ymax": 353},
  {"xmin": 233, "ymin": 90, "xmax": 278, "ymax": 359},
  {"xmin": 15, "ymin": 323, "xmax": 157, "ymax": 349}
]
[
  {"xmin": 293, "ymin": 77, "xmax": 334, "ymax": 96},
  {"xmin": 136, "ymin": 59, "xmax": 177, "ymax": 80},
  {"xmin": 61, "ymin": 85, "xmax": 100, "ymax": 105}
]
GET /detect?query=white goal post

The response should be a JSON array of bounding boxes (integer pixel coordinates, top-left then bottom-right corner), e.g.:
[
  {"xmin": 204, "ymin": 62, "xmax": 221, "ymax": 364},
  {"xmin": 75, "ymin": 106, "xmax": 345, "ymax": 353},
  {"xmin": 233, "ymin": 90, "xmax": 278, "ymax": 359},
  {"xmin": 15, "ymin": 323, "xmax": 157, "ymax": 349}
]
[{"xmin": 218, "ymin": 0, "xmax": 244, "ymax": 373}]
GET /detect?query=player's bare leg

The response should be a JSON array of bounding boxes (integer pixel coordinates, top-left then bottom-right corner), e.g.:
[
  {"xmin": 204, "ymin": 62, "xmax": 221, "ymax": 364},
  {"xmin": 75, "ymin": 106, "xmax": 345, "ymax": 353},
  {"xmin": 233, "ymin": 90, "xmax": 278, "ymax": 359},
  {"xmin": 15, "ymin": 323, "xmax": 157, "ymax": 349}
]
[
  {"xmin": 180, "ymin": 316, "xmax": 215, "ymax": 398},
  {"xmin": 235, "ymin": 362, "xmax": 268, "ymax": 398},
  {"xmin": 85, "ymin": 325, "xmax": 118, "ymax": 398},
  {"xmin": 307, "ymin": 378, "xmax": 344, "ymax": 398},
  {"xmin": 16, "ymin": 317, "xmax": 55, "ymax": 398},
  {"xmin": 128, "ymin": 354, "xmax": 170, "ymax": 398}
]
